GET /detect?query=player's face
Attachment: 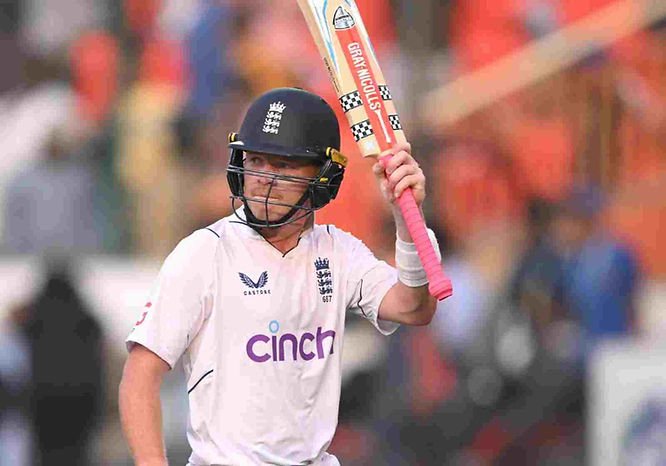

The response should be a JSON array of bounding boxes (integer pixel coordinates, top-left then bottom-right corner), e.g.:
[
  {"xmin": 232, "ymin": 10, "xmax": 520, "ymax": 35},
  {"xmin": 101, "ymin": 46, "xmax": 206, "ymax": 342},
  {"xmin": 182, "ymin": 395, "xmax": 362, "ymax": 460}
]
[{"xmin": 243, "ymin": 152, "xmax": 320, "ymax": 222}]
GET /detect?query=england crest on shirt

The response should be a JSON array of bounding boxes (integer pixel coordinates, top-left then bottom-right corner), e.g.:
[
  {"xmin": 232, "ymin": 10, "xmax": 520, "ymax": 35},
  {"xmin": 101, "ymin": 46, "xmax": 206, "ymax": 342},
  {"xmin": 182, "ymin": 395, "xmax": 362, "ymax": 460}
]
[{"xmin": 314, "ymin": 257, "xmax": 333, "ymax": 303}]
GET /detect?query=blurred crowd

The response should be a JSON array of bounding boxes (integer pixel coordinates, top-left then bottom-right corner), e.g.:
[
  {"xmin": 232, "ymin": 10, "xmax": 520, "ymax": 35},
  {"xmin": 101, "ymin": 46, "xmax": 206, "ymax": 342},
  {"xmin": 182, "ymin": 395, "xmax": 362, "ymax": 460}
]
[
  {"xmin": 0, "ymin": 0, "xmax": 665, "ymax": 465},
  {"xmin": 0, "ymin": 260, "xmax": 104, "ymax": 465}
]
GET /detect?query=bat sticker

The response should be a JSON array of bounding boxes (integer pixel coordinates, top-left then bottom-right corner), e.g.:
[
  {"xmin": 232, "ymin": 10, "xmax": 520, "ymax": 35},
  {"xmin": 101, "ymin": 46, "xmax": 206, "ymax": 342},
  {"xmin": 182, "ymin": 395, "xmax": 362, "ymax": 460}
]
[
  {"xmin": 339, "ymin": 91, "xmax": 363, "ymax": 112},
  {"xmin": 350, "ymin": 119, "xmax": 374, "ymax": 141},
  {"xmin": 379, "ymin": 85, "xmax": 392, "ymax": 101},
  {"xmin": 333, "ymin": 6, "xmax": 355, "ymax": 29}
]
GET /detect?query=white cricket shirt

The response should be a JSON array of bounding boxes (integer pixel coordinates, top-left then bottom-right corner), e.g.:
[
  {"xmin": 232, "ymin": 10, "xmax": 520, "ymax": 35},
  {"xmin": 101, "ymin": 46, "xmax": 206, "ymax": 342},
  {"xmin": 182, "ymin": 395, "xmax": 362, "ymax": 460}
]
[{"xmin": 126, "ymin": 210, "xmax": 399, "ymax": 466}]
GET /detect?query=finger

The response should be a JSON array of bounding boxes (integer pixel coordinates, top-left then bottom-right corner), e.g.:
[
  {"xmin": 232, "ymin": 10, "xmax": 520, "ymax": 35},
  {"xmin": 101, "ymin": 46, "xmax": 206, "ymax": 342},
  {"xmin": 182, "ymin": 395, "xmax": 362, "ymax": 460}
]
[
  {"xmin": 372, "ymin": 161, "xmax": 385, "ymax": 176},
  {"xmin": 385, "ymin": 150, "xmax": 418, "ymax": 175},
  {"xmin": 386, "ymin": 163, "xmax": 420, "ymax": 190},
  {"xmin": 373, "ymin": 163, "xmax": 388, "ymax": 186},
  {"xmin": 394, "ymin": 173, "xmax": 426, "ymax": 199}
]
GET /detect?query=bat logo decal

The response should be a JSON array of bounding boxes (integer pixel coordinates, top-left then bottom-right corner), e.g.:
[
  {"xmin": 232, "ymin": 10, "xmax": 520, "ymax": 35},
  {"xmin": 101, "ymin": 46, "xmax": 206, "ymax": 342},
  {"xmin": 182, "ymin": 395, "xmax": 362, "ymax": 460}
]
[
  {"xmin": 239, "ymin": 271, "xmax": 269, "ymax": 289},
  {"xmin": 333, "ymin": 6, "xmax": 355, "ymax": 29}
]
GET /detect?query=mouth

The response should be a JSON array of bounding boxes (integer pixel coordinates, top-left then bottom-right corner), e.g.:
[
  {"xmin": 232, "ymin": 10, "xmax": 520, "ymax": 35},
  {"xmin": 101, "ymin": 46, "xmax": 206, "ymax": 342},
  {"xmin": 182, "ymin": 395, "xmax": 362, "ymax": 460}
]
[
  {"xmin": 245, "ymin": 195, "xmax": 288, "ymax": 206},
  {"xmin": 248, "ymin": 194, "xmax": 281, "ymax": 201}
]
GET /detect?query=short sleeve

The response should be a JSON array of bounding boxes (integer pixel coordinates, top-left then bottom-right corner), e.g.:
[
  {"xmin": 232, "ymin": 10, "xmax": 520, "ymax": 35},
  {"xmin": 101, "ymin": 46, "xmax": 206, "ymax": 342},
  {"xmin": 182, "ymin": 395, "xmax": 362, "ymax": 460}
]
[
  {"xmin": 338, "ymin": 229, "xmax": 399, "ymax": 335},
  {"xmin": 126, "ymin": 229, "xmax": 217, "ymax": 368}
]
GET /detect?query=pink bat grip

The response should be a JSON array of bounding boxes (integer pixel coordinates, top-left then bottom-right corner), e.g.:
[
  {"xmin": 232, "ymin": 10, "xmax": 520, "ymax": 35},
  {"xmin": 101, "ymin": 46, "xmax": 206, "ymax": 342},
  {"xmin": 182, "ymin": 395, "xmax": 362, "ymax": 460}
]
[{"xmin": 380, "ymin": 156, "xmax": 453, "ymax": 300}]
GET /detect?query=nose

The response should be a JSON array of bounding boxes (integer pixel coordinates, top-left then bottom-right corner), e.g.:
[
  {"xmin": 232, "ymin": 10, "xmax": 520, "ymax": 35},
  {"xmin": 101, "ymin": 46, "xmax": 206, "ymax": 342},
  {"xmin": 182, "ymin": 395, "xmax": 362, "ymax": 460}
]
[
  {"xmin": 256, "ymin": 173, "xmax": 274, "ymax": 185},
  {"xmin": 247, "ymin": 166, "xmax": 278, "ymax": 188}
]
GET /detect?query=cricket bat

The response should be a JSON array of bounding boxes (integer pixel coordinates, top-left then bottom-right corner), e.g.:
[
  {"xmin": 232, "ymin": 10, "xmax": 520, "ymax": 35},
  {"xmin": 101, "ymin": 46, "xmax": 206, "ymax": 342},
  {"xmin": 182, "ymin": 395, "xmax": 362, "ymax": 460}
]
[{"xmin": 297, "ymin": 0, "xmax": 452, "ymax": 300}]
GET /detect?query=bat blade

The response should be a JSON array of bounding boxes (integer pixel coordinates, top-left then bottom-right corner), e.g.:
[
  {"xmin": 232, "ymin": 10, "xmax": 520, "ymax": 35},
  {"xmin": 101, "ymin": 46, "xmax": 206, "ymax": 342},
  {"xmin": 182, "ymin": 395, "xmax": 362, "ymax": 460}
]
[
  {"xmin": 298, "ymin": 0, "xmax": 405, "ymax": 157},
  {"xmin": 297, "ymin": 0, "xmax": 453, "ymax": 300}
]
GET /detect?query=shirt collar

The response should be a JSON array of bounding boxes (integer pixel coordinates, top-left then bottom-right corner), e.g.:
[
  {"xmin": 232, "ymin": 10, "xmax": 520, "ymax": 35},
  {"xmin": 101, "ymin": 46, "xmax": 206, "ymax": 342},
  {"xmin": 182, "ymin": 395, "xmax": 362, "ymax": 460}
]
[{"xmin": 228, "ymin": 208, "xmax": 314, "ymax": 243}]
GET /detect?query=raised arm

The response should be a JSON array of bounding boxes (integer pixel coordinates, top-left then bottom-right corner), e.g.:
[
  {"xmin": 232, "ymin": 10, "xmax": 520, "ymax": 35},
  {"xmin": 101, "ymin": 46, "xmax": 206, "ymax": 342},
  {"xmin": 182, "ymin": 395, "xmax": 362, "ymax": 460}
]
[
  {"xmin": 373, "ymin": 142, "xmax": 438, "ymax": 326},
  {"xmin": 119, "ymin": 344, "xmax": 171, "ymax": 466}
]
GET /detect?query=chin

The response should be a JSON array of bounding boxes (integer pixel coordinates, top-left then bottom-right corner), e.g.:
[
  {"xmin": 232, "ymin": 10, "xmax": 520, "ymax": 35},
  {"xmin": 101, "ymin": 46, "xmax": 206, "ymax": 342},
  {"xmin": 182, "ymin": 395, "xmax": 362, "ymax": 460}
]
[{"xmin": 248, "ymin": 204, "xmax": 290, "ymax": 222}]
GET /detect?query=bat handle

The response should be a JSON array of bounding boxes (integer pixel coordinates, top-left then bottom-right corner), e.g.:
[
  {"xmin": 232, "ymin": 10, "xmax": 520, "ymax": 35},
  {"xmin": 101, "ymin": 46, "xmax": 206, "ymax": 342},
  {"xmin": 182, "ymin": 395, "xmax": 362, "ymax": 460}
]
[
  {"xmin": 380, "ymin": 154, "xmax": 452, "ymax": 300},
  {"xmin": 395, "ymin": 189, "xmax": 453, "ymax": 300}
]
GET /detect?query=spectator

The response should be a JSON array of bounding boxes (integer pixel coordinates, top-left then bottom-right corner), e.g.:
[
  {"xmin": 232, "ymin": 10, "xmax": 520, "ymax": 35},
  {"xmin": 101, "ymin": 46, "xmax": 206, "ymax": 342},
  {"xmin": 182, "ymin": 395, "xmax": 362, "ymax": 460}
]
[
  {"xmin": 0, "ymin": 0, "xmax": 20, "ymax": 35},
  {"xmin": 0, "ymin": 54, "xmax": 75, "ymax": 189},
  {"xmin": 553, "ymin": 184, "xmax": 640, "ymax": 363},
  {"xmin": 183, "ymin": 1, "xmax": 239, "ymax": 121},
  {"xmin": 3, "ymin": 126, "xmax": 102, "ymax": 255},
  {"xmin": 0, "ymin": 307, "xmax": 32, "ymax": 466},
  {"xmin": 114, "ymin": 38, "xmax": 187, "ymax": 257},
  {"xmin": 20, "ymin": 0, "xmax": 106, "ymax": 58},
  {"xmin": 508, "ymin": 197, "xmax": 565, "ymax": 337},
  {"xmin": 21, "ymin": 260, "xmax": 105, "ymax": 466}
]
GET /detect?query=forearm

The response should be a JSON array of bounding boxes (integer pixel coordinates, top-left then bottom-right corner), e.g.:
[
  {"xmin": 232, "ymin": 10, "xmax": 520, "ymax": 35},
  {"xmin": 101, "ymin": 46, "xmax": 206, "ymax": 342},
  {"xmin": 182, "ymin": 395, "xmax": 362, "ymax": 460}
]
[
  {"xmin": 379, "ymin": 279, "xmax": 435, "ymax": 325},
  {"xmin": 119, "ymin": 367, "xmax": 168, "ymax": 465},
  {"xmin": 395, "ymin": 281, "xmax": 435, "ymax": 321},
  {"xmin": 375, "ymin": 144, "xmax": 438, "ymax": 325},
  {"xmin": 392, "ymin": 205, "xmax": 417, "ymax": 242},
  {"xmin": 391, "ymin": 208, "xmax": 438, "ymax": 323}
]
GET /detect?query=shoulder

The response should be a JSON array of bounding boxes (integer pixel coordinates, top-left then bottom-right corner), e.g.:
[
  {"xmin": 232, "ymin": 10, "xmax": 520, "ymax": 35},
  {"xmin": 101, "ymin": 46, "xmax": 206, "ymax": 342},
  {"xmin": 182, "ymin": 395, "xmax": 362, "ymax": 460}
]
[
  {"xmin": 162, "ymin": 227, "xmax": 221, "ymax": 276},
  {"xmin": 313, "ymin": 224, "xmax": 363, "ymax": 246},
  {"xmin": 311, "ymin": 225, "xmax": 379, "ymax": 267},
  {"xmin": 175, "ymin": 227, "xmax": 221, "ymax": 254},
  {"xmin": 204, "ymin": 214, "xmax": 237, "ymax": 238}
]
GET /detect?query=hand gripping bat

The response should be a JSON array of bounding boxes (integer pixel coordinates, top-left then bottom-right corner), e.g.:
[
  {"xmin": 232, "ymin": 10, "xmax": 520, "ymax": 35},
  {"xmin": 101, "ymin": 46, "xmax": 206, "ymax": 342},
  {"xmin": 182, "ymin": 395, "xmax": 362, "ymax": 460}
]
[{"xmin": 297, "ymin": 0, "xmax": 453, "ymax": 300}]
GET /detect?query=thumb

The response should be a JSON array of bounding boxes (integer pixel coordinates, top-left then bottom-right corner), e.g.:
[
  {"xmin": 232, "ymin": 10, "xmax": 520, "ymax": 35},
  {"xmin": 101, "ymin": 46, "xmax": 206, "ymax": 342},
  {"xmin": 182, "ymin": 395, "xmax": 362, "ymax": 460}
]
[
  {"xmin": 379, "ymin": 179, "xmax": 394, "ymax": 202},
  {"xmin": 372, "ymin": 161, "xmax": 384, "ymax": 176}
]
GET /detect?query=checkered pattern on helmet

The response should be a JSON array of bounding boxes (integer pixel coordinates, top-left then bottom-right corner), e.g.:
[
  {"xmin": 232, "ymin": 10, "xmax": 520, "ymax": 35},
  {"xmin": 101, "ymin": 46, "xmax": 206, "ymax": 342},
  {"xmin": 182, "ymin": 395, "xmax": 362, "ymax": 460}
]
[
  {"xmin": 339, "ymin": 91, "xmax": 363, "ymax": 113},
  {"xmin": 389, "ymin": 114, "xmax": 402, "ymax": 131},
  {"xmin": 351, "ymin": 120, "xmax": 373, "ymax": 141},
  {"xmin": 379, "ymin": 85, "xmax": 392, "ymax": 101}
]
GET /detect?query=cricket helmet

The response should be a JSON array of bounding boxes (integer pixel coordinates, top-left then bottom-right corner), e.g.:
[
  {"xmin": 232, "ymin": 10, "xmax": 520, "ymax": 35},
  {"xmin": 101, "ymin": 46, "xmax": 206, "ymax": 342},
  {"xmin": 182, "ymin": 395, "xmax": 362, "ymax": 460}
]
[{"xmin": 227, "ymin": 87, "xmax": 347, "ymax": 228}]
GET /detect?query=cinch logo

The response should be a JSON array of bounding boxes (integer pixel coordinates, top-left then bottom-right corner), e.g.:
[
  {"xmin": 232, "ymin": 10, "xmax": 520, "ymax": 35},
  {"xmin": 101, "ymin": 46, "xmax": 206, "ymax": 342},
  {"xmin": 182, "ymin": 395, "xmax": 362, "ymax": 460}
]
[
  {"xmin": 246, "ymin": 320, "xmax": 336, "ymax": 363},
  {"xmin": 239, "ymin": 271, "xmax": 271, "ymax": 296}
]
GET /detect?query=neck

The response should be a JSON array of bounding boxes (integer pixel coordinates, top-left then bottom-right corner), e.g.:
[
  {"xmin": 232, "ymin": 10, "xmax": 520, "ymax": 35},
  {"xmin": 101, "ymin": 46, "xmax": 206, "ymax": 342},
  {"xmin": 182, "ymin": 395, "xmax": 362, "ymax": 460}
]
[{"xmin": 258, "ymin": 214, "xmax": 314, "ymax": 254}]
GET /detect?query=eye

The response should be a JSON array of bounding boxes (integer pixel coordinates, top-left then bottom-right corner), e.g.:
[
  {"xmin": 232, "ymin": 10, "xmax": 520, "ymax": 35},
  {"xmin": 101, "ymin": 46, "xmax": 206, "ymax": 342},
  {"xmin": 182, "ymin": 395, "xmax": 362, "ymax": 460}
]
[{"xmin": 246, "ymin": 155, "xmax": 262, "ymax": 167}]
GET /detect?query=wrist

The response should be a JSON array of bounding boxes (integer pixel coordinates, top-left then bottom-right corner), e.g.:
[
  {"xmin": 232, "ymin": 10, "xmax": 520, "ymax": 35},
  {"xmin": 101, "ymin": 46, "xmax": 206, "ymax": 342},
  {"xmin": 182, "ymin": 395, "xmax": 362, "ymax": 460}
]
[
  {"xmin": 395, "ymin": 228, "xmax": 441, "ymax": 287},
  {"xmin": 395, "ymin": 224, "xmax": 410, "ymax": 242},
  {"xmin": 392, "ymin": 205, "xmax": 423, "ymax": 242}
]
